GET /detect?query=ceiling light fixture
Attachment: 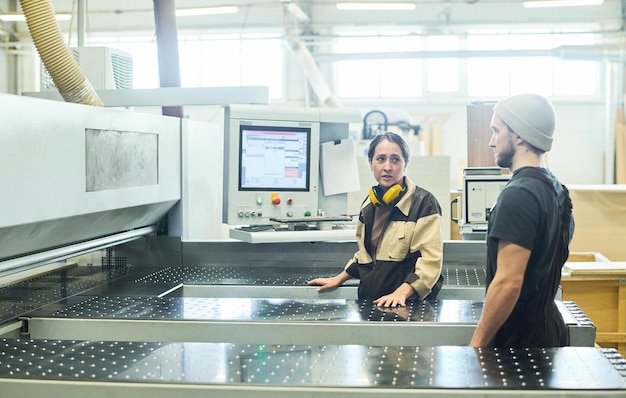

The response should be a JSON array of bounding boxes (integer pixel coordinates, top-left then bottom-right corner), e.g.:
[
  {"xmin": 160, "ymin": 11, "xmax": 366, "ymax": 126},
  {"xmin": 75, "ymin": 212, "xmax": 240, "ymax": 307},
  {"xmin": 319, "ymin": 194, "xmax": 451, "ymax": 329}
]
[
  {"xmin": 336, "ymin": 2, "xmax": 416, "ymax": 11},
  {"xmin": 175, "ymin": 6, "xmax": 239, "ymax": 17},
  {"xmin": 523, "ymin": 0, "xmax": 603, "ymax": 7},
  {"xmin": 0, "ymin": 13, "xmax": 71, "ymax": 22}
]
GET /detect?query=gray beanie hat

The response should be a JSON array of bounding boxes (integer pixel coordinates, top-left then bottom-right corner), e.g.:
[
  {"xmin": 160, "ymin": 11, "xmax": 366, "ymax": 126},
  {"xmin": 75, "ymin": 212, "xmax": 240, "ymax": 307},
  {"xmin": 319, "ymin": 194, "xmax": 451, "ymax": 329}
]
[{"xmin": 493, "ymin": 93, "xmax": 556, "ymax": 152}]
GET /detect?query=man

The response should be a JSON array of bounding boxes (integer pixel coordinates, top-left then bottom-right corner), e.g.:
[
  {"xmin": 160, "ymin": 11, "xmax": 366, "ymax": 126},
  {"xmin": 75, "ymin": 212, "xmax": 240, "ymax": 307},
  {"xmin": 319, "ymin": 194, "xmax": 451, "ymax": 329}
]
[{"xmin": 470, "ymin": 93, "xmax": 574, "ymax": 348}]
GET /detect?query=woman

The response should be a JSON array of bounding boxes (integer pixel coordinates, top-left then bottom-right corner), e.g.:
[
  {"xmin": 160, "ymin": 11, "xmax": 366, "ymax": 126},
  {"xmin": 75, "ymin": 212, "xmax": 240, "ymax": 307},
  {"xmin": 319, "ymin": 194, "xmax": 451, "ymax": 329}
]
[{"xmin": 308, "ymin": 132, "xmax": 444, "ymax": 307}]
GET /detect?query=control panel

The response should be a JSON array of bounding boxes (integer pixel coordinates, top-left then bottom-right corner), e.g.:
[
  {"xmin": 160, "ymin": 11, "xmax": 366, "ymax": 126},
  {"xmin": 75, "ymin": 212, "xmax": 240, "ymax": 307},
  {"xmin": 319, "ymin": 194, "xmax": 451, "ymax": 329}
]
[
  {"xmin": 222, "ymin": 105, "xmax": 321, "ymax": 226},
  {"xmin": 234, "ymin": 192, "xmax": 316, "ymax": 223}
]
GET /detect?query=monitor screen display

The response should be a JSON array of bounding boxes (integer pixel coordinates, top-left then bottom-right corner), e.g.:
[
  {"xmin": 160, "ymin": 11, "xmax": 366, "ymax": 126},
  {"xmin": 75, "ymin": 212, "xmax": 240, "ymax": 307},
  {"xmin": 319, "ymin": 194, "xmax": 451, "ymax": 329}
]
[{"xmin": 239, "ymin": 125, "xmax": 311, "ymax": 191}]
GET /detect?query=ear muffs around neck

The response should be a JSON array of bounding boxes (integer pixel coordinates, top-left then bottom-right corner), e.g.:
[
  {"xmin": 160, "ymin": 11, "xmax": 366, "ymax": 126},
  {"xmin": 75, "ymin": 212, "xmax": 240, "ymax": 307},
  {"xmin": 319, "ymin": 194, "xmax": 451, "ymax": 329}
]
[{"xmin": 369, "ymin": 184, "xmax": 404, "ymax": 207}]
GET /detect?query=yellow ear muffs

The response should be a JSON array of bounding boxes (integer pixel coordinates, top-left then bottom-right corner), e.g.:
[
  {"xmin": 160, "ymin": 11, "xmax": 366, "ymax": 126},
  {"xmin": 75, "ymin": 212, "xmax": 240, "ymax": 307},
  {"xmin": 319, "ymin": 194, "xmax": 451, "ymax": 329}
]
[
  {"xmin": 369, "ymin": 187, "xmax": 383, "ymax": 207},
  {"xmin": 369, "ymin": 184, "xmax": 404, "ymax": 207},
  {"xmin": 382, "ymin": 183, "xmax": 403, "ymax": 204}
]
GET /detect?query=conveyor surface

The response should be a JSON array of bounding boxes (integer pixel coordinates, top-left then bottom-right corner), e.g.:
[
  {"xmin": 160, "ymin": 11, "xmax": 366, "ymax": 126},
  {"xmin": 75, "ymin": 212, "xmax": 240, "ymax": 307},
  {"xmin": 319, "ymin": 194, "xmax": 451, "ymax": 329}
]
[{"xmin": 0, "ymin": 339, "xmax": 624, "ymax": 397}]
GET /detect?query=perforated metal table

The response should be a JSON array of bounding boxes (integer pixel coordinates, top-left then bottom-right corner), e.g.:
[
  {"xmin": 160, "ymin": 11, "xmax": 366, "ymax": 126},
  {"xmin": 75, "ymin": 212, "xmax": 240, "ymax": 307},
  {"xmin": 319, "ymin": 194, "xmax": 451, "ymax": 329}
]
[{"xmin": 0, "ymin": 339, "xmax": 624, "ymax": 397}]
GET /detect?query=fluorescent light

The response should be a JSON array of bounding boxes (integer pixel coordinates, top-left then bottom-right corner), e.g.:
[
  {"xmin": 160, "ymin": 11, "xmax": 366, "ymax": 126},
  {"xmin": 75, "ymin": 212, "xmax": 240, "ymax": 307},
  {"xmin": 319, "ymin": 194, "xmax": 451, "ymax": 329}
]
[
  {"xmin": 336, "ymin": 2, "xmax": 416, "ymax": 11},
  {"xmin": 0, "ymin": 13, "xmax": 71, "ymax": 22},
  {"xmin": 175, "ymin": 6, "xmax": 238, "ymax": 17},
  {"xmin": 523, "ymin": 0, "xmax": 603, "ymax": 7}
]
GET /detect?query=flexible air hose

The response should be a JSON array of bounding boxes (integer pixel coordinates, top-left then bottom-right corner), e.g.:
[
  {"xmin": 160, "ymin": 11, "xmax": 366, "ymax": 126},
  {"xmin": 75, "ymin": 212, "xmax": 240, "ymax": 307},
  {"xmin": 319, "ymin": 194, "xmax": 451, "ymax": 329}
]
[
  {"xmin": 287, "ymin": 36, "xmax": 341, "ymax": 108},
  {"xmin": 20, "ymin": 0, "xmax": 103, "ymax": 106}
]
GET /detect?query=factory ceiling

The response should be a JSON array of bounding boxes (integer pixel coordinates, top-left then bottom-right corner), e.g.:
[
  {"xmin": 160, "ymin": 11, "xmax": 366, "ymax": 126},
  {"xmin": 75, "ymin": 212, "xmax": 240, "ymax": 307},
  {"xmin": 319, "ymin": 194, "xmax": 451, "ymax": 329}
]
[{"xmin": 0, "ymin": 0, "xmax": 623, "ymax": 38}]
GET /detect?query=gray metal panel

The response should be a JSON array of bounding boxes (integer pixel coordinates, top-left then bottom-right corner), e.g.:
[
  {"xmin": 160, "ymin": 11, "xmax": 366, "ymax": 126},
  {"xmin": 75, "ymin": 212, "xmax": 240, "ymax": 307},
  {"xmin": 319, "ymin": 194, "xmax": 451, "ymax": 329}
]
[
  {"xmin": 0, "ymin": 93, "xmax": 181, "ymax": 261},
  {"xmin": 167, "ymin": 117, "xmax": 226, "ymax": 240},
  {"xmin": 441, "ymin": 240, "xmax": 488, "ymax": 265},
  {"xmin": 180, "ymin": 240, "xmax": 359, "ymax": 267},
  {"xmin": 173, "ymin": 284, "xmax": 487, "ymax": 300},
  {"xmin": 27, "ymin": 317, "xmax": 477, "ymax": 346},
  {"xmin": 561, "ymin": 300, "xmax": 597, "ymax": 347},
  {"xmin": 23, "ymin": 297, "xmax": 480, "ymax": 344},
  {"xmin": 177, "ymin": 239, "xmax": 487, "ymax": 268},
  {"xmin": 110, "ymin": 236, "xmax": 182, "ymax": 268},
  {"xmin": 114, "ymin": 236, "xmax": 488, "ymax": 269},
  {"xmin": 85, "ymin": 128, "xmax": 158, "ymax": 191},
  {"xmin": 23, "ymin": 296, "xmax": 594, "ymax": 346}
]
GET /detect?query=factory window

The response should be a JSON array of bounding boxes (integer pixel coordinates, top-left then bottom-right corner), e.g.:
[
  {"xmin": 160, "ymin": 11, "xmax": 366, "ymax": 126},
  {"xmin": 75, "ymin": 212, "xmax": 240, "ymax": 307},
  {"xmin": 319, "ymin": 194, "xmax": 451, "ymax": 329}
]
[
  {"xmin": 467, "ymin": 58, "xmax": 511, "ymax": 97},
  {"xmin": 185, "ymin": 33, "xmax": 283, "ymax": 99},
  {"xmin": 510, "ymin": 57, "xmax": 554, "ymax": 96},
  {"xmin": 466, "ymin": 30, "xmax": 599, "ymax": 98},
  {"xmin": 333, "ymin": 29, "xmax": 599, "ymax": 99},
  {"xmin": 335, "ymin": 31, "xmax": 423, "ymax": 98},
  {"xmin": 334, "ymin": 31, "xmax": 463, "ymax": 98},
  {"xmin": 426, "ymin": 36, "xmax": 460, "ymax": 93},
  {"xmin": 91, "ymin": 33, "xmax": 283, "ymax": 99},
  {"xmin": 553, "ymin": 60, "xmax": 597, "ymax": 96}
]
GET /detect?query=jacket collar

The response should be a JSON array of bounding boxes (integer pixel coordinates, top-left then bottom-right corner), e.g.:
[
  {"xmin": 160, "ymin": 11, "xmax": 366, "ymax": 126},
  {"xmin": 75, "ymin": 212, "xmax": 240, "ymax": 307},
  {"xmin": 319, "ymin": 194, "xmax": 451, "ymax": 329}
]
[{"xmin": 394, "ymin": 177, "xmax": 415, "ymax": 216}]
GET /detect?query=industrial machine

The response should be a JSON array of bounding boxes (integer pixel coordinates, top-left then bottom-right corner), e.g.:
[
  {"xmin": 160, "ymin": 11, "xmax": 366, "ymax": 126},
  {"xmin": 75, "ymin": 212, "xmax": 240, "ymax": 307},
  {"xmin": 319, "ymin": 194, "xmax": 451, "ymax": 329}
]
[
  {"xmin": 0, "ymin": 92, "xmax": 624, "ymax": 397},
  {"xmin": 454, "ymin": 167, "xmax": 510, "ymax": 240},
  {"xmin": 0, "ymin": 93, "xmax": 180, "ymax": 272}
]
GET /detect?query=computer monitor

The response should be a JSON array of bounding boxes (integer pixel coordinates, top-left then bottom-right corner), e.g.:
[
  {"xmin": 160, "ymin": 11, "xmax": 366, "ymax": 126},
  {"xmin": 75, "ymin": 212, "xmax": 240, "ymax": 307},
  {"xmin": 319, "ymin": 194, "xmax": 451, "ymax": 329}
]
[
  {"xmin": 239, "ymin": 125, "xmax": 311, "ymax": 192},
  {"xmin": 223, "ymin": 105, "xmax": 321, "ymax": 225}
]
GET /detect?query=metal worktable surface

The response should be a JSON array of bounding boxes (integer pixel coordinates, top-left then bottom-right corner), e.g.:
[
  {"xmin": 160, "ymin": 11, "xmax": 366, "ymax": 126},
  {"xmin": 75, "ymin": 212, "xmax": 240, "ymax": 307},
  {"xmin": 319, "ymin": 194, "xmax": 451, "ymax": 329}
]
[
  {"xmin": 0, "ymin": 263, "xmax": 486, "ymax": 324},
  {"xmin": 0, "ymin": 340, "xmax": 624, "ymax": 397},
  {"xmin": 5, "ymin": 262, "xmax": 592, "ymax": 346},
  {"xmin": 0, "ymin": 238, "xmax": 488, "ymax": 325}
]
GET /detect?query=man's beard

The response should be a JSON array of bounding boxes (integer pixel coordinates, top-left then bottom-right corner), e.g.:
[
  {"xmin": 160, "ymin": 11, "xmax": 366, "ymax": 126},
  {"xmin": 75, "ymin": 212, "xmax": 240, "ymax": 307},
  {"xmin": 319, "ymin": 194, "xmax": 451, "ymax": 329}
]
[{"xmin": 495, "ymin": 140, "xmax": 515, "ymax": 169}]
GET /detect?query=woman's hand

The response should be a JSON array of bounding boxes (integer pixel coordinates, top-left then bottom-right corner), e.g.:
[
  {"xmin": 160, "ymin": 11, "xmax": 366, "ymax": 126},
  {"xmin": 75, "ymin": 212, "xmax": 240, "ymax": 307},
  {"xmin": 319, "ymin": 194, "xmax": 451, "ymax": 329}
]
[
  {"xmin": 307, "ymin": 271, "xmax": 351, "ymax": 292},
  {"xmin": 373, "ymin": 282, "xmax": 414, "ymax": 307}
]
